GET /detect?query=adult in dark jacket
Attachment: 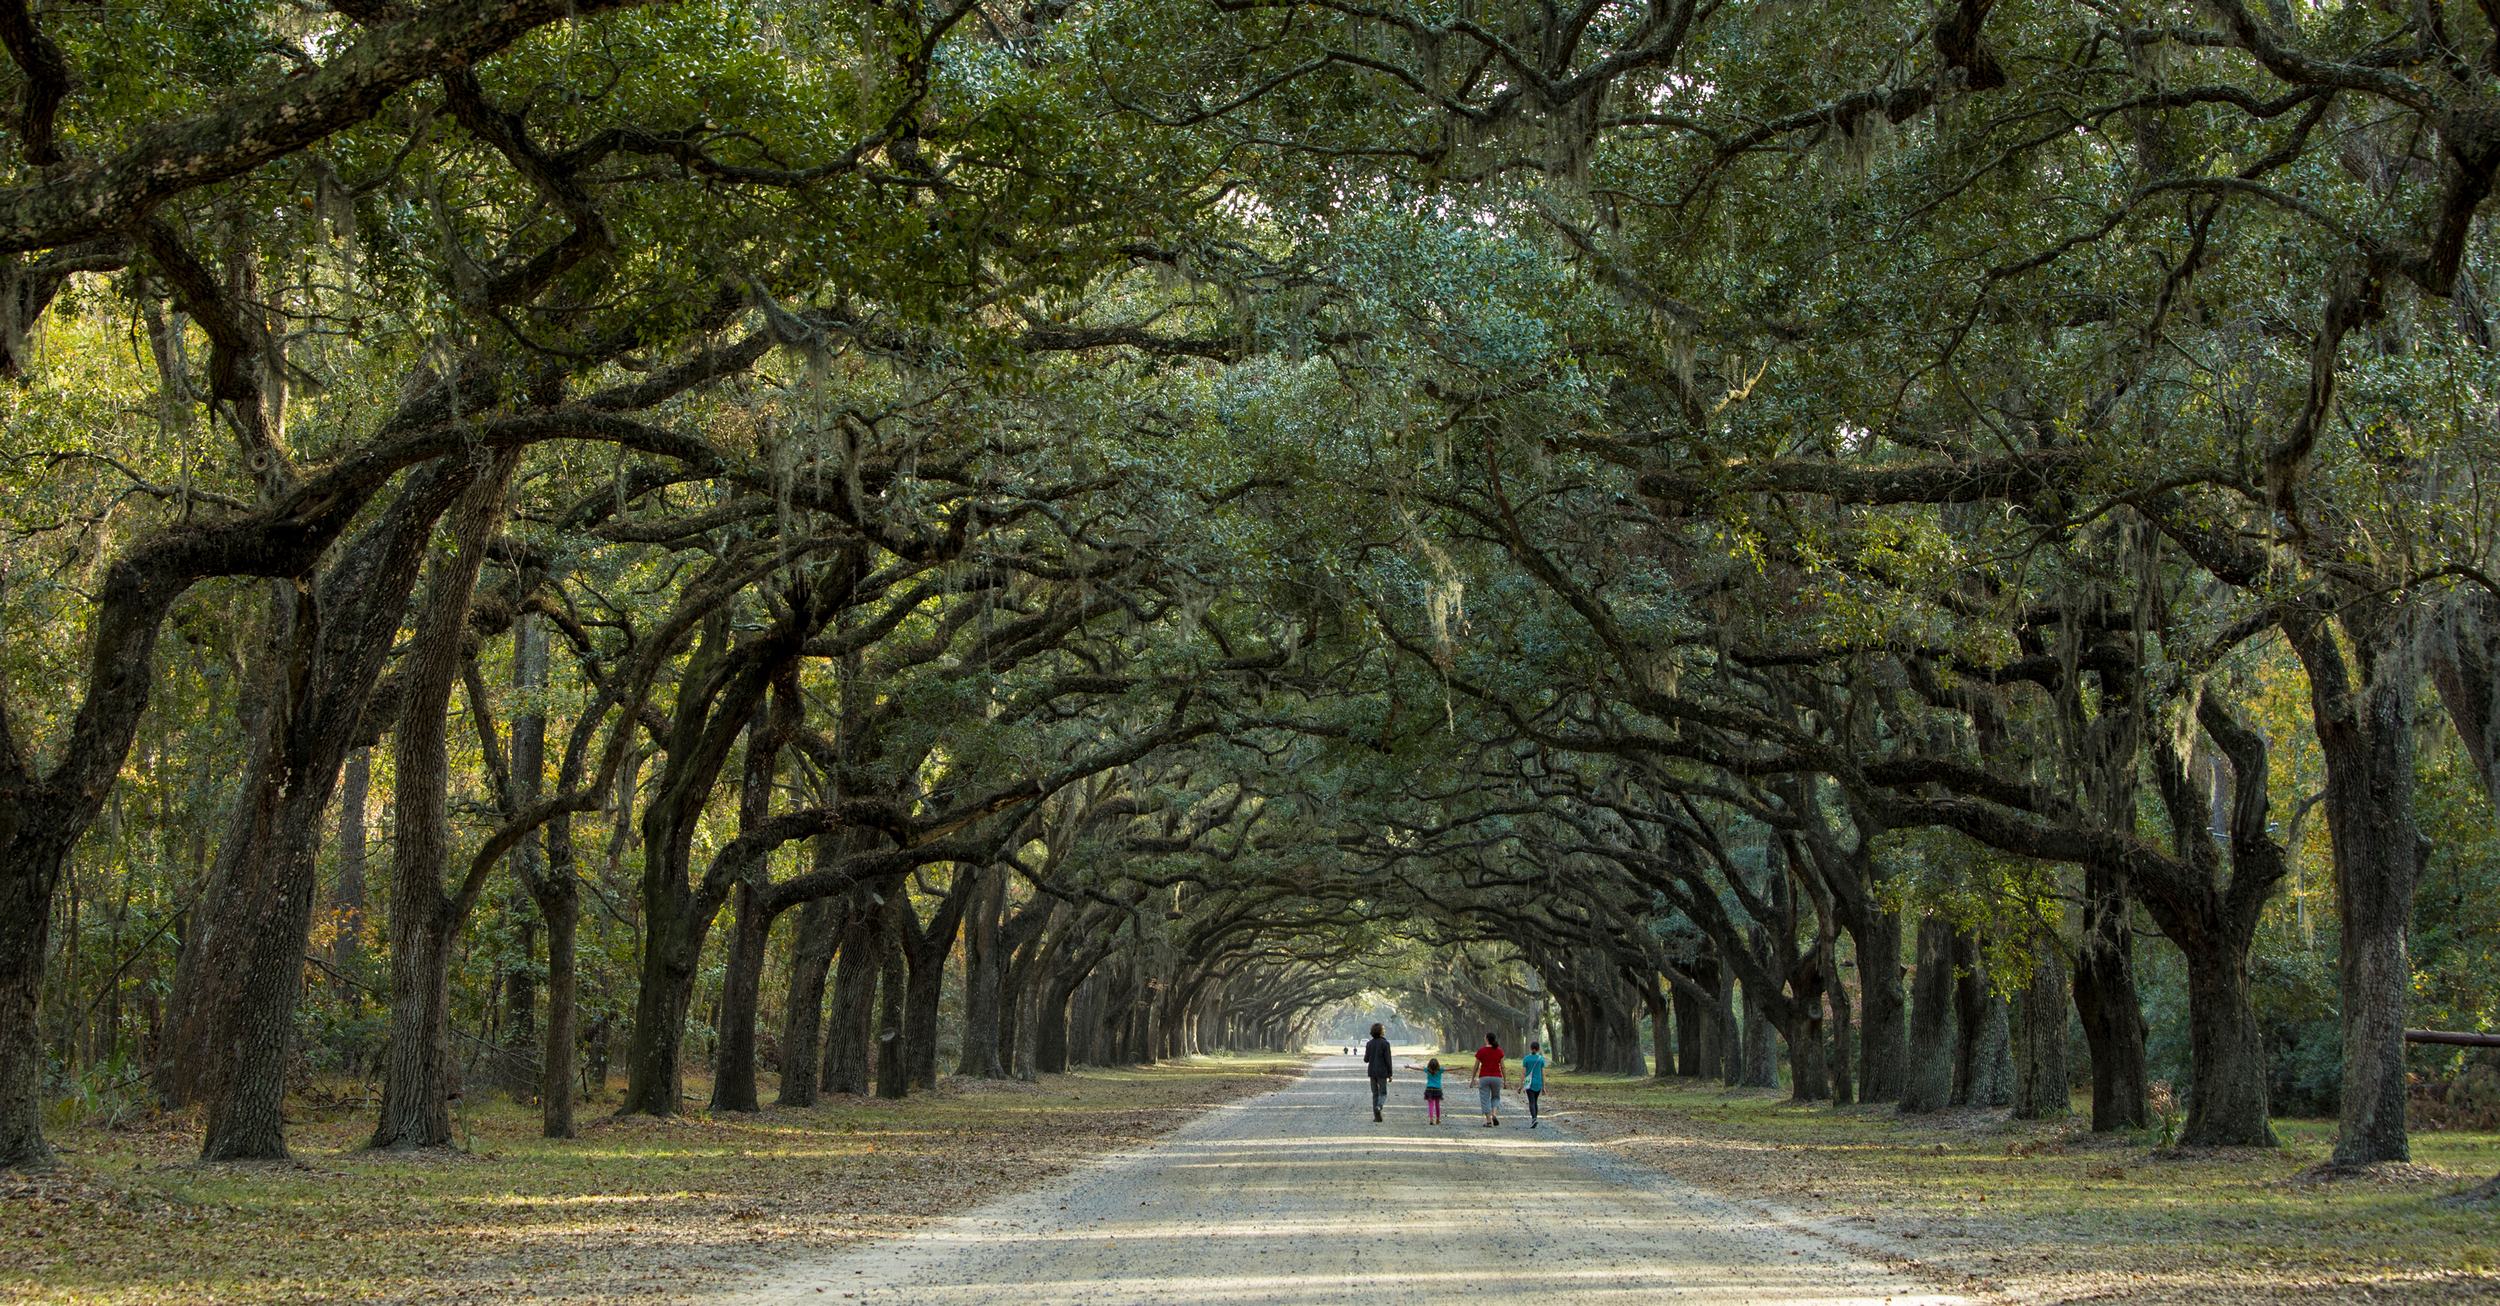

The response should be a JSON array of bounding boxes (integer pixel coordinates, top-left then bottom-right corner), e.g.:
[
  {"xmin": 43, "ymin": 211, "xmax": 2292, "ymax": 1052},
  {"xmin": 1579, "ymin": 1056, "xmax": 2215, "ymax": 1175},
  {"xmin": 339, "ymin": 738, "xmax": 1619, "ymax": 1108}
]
[{"xmin": 1363, "ymin": 1024, "xmax": 1394, "ymax": 1122}]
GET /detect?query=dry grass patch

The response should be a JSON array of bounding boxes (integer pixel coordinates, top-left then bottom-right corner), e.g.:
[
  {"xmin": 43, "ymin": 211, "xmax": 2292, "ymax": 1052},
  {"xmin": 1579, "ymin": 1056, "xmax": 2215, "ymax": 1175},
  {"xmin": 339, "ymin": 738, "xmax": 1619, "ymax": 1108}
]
[
  {"xmin": 4, "ymin": 1054, "xmax": 1307, "ymax": 1305},
  {"xmin": 1556, "ymin": 1075, "xmax": 2500, "ymax": 1305}
]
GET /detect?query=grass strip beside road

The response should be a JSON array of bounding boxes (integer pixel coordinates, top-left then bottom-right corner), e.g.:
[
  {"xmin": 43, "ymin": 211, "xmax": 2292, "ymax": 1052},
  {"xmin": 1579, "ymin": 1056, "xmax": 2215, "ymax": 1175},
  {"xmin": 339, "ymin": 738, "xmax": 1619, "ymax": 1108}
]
[
  {"xmin": 4, "ymin": 1054, "xmax": 1309, "ymax": 1305},
  {"xmin": 1560, "ymin": 1075, "xmax": 2500, "ymax": 1304}
]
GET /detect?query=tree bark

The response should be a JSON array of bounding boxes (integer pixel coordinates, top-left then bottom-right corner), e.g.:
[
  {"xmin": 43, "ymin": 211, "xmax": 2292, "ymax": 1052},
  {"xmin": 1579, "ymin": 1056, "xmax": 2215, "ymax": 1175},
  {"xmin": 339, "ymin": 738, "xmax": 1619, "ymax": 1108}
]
[
  {"xmin": 2072, "ymin": 863, "xmax": 2148, "ymax": 1130},
  {"xmin": 1035, "ymin": 969, "xmax": 1080, "ymax": 1075},
  {"xmin": 873, "ymin": 897, "xmax": 910, "ymax": 1099},
  {"xmin": 708, "ymin": 880, "xmax": 772, "ymax": 1113},
  {"xmin": 821, "ymin": 887, "xmax": 882, "ymax": 1095},
  {"xmin": 514, "ymin": 611, "xmax": 581, "ymax": 1140},
  {"xmin": 1642, "ymin": 974, "xmax": 1673, "ymax": 1079},
  {"xmin": 1783, "ymin": 1006, "xmax": 1830, "ymax": 1102},
  {"xmin": 0, "ymin": 832, "xmax": 66, "ymax": 1167},
  {"xmin": 1738, "ymin": 979, "xmax": 1780, "ymax": 1088},
  {"xmin": 1850, "ymin": 906, "xmax": 1908, "ymax": 1103},
  {"xmin": 1951, "ymin": 933, "xmax": 2013, "ymax": 1109},
  {"xmin": 2292, "ymin": 612, "xmax": 2423, "ymax": 1166},
  {"xmin": 2178, "ymin": 940, "xmax": 2275, "ymax": 1147},
  {"xmin": 534, "ymin": 858, "xmax": 579, "ymax": 1139},
  {"xmin": 1900, "ymin": 916, "xmax": 1957, "ymax": 1114},
  {"xmin": 371, "ymin": 451, "xmax": 516, "ymax": 1151},
  {"xmin": 955, "ymin": 865, "xmax": 1008, "ymax": 1079},
  {"xmin": 329, "ymin": 747, "xmax": 371, "ymax": 997},
  {"xmin": 1670, "ymin": 980, "xmax": 1701, "ymax": 1076},
  {"xmin": 887, "ymin": 868, "xmax": 976, "ymax": 1091},
  {"xmin": 706, "ymin": 689, "xmax": 798, "ymax": 1115},
  {"xmin": 495, "ymin": 617, "xmax": 549, "ymax": 1101},
  {"xmin": 2012, "ymin": 932, "xmax": 2071, "ymax": 1119},
  {"xmin": 776, "ymin": 888, "xmax": 841, "ymax": 1107}
]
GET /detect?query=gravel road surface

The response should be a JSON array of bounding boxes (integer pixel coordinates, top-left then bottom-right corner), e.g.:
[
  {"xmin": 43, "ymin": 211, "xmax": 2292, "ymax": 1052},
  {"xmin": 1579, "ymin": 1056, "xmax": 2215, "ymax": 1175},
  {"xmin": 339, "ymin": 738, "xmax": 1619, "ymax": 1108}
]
[{"xmin": 713, "ymin": 1054, "xmax": 1967, "ymax": 1305}]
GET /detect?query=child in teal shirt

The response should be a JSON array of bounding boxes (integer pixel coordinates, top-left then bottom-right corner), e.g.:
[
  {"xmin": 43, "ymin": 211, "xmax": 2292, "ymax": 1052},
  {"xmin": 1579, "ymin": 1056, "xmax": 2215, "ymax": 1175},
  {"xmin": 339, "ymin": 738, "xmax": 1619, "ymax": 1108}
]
[
  {"xmin": 1521, "ymin": 1042, "xmax": 1548, "ymax": 1128},
  {"xmin": 1405, "ymin": 1058, "xmax": 1446, "ymax": 1124}
]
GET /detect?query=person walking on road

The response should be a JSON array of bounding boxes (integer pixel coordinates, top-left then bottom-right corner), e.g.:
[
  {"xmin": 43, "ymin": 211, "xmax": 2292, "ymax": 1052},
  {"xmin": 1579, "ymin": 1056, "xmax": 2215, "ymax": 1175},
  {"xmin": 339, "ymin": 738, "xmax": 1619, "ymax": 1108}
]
[
  {"xmin": 1521, "ymin": 1041, "xmax": 1548, "ymax": 1128},
  {"xmin": 1364, "ymin": 1024, "xmax": 1394, "ymax": 1122},
  {"xmin": 1471, "ymin": 1033, "xmax": 1506, "ymax": 1126},
  {"xmin": 1404, "ymin": 1058, "xmax": 1447, "ymax": 1124}
]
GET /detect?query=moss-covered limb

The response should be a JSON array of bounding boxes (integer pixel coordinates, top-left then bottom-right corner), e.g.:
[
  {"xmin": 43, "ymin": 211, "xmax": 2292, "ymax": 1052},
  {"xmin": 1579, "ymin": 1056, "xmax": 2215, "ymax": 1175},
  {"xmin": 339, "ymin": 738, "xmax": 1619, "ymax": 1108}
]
[
  {"xmin": 2, "ymin": 1056, "xmax": 1306, "ymax": 1305},
  {"xmin": 1560, "ymin": 1075, "xmax": 2500, "ymax": 1302}
]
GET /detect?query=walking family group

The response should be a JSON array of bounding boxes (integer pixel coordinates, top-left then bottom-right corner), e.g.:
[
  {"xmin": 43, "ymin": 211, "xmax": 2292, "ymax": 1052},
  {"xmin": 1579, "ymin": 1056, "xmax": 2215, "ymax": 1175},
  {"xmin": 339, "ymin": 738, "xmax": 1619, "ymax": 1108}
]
[{"xmin": 1358, "ymin": 1025, "xmax": 1546, "ymax": 1128}]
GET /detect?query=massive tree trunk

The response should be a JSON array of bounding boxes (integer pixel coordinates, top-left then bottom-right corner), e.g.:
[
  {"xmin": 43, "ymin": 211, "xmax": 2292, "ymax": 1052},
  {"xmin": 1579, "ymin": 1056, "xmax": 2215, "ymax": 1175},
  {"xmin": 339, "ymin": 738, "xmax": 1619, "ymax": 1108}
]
[
  {"xmin": 2138, "ymin": 695, "xmax": 2286, "ymax": 1149},
  {"xmin": 0, "ymin": 830, "xmax": 71, "ymax": 1168},
  {"xmin": 370, "ymin": 897, "xmax": 459, "ymax": 1150},
  {"xmin": 1738, "ymin": 979, "xmax": 1780, "ymax": 1089},
  {"xmin": 2072, "ymin": 863, "xmax": 2148, "ymax": 1130},
  {"xmin": 2179, "ymin": 937, "xmax": 2275, "ymax": 1147},
  {"xmin": 1820, "ymin": 943, "xmax": 1854, "ymax": 1106},
  {"xmin": 534, "ymin": 835, "xmax": 580, "ymax": 1139},
  {"xmin": 1641, "ymin": 975, "xmax": 1673, "ymax": 1079},
  {"xmin": 2012, "ymin": 932, "xmax": 2071, "ymax": 1119},
  {"xmin": 1900, "ymin": 916, "xmax": 1957, "ymax": 1114},
  {"xmin": 873, "ymin": 896, "xmax": 910, "ymax": 1099},
  {"xmin": 1782, "ymin": 1004, "xmax": 1830, "ymax": 1103},
  {"xmin": 1035, "ymin": 968, "xmax": 1081, "ymax": 1076},
  {"xmin": 2291, "ymin": 611, "xmax": 2423, "ymax": 1166},
  {"xmin": 622, "ymin": 883, "xmax": 702, "ymax": 1116},
  {"xmin": 954, "ymin": 866, "xmax": 1008, "ymax": 1079},
  {"xmin": 777, "ymin": 890, "xmax": 841, "ymax": 1107},
  {"xmin": 1849, "ymin": 906, "xmax": 1907, "ymax": 1103},
  {"xmin": 372, "ymin": 452, "xmax": 517, "ymax": 1151},
  {"xmin": 708, "ymin": 880, "xmax": 773, "ymax": 1113},
  {"xmin": 821, "ymin": 888, "xmax": 882, "ymax": 1096},
  {"xmin": 1670, "ymin": 979, "xmax": 1701, "ymax": 1076},
  {"xmin": 891, "ymin": 869, "xmax": 976, "ymax": 1092},
  {"xmin": 902, "ymin": 912, "xmax": 961, "ymax": 1090},
  {"xmin": 1950, "ymin": 933, "xmax": 2013, "ymax": 1109},
  {"xmin": 996, "ymin": 897, "xmax": 1057, "ymax": 1081}
]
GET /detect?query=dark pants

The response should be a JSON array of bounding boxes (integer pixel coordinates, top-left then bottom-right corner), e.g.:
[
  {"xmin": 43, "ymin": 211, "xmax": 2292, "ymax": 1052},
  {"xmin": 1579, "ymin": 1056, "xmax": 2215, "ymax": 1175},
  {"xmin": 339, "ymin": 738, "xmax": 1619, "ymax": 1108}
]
[
  {"xmin": 1369, "ymin": 1075, "xmax": 1389, "ymax": 1112},
  {"xmin": 1526, "ymin": 1088, "xmax": 1542, "ymax": 1119}
]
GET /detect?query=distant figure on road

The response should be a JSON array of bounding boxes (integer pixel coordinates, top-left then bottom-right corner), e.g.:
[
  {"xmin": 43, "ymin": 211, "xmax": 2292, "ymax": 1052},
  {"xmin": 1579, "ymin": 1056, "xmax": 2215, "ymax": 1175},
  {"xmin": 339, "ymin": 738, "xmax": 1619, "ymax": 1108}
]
[
  {"xmin": 1364, "ymin": 1024, "xmax": 1394, "ymax": 1122},
  {"xmin": 1521, "ymin": 1041, "xmax": 1548, "ymax": 1128},
  {"xmin": 1471, "ymin": 1033, "xmax": 1505, "ymax": 1126}
]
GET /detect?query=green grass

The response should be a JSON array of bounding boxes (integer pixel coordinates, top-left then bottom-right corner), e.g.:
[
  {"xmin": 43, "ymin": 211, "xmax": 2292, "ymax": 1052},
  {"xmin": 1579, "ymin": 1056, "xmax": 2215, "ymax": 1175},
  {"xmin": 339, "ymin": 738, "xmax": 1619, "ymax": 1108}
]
[
  {"xmin": 4, "ymin": 1054, "xmax": 1308, "ymax": 1305},
  {"xmin": 1557, "ymin": 1074, "xmax": 2500, "ymax": 1302}
]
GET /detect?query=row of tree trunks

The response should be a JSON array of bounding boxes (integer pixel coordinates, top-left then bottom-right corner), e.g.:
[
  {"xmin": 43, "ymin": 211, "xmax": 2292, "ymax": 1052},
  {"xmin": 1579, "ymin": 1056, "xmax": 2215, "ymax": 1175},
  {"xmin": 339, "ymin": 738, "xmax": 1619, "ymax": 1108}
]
[{"xmin": 160, "ymin": 457, "xmax": 482, "ymax": 1161}]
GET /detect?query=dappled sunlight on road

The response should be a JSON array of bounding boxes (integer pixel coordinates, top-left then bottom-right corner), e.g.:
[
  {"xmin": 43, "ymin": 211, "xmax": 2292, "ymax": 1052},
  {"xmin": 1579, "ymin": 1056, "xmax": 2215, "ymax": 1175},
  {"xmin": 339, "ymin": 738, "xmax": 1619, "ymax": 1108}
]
[{"xmin": 715, "ymin": 1056, "xmax": 1968, "ymax": 1306}]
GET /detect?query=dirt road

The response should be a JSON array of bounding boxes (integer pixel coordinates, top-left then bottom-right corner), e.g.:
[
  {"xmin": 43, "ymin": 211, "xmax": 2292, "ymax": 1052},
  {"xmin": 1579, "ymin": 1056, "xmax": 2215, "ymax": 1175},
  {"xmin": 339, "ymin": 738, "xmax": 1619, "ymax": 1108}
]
[{"xmin": 713, "ymin": 1055, "xmax": 1967, "ymax": 1305}]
